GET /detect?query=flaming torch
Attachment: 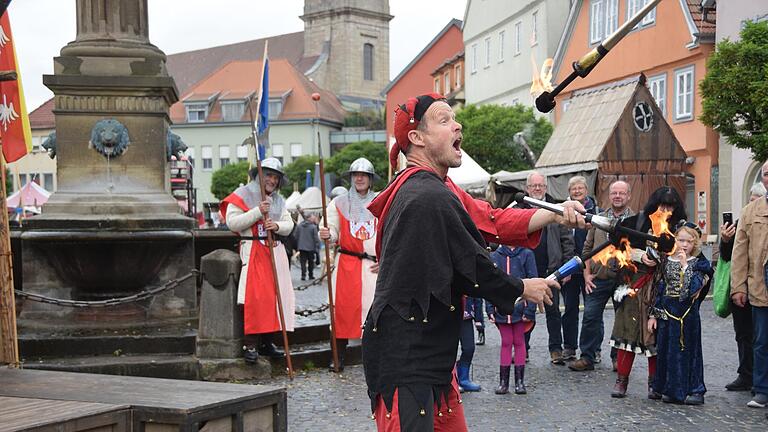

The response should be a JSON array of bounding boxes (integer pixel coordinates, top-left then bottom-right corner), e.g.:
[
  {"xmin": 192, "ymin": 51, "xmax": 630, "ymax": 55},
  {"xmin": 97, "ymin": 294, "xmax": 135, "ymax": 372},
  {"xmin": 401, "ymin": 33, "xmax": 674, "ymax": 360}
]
[{"xmin": 535, "ymin": 0, "xmax": 662, "ymax": 113}]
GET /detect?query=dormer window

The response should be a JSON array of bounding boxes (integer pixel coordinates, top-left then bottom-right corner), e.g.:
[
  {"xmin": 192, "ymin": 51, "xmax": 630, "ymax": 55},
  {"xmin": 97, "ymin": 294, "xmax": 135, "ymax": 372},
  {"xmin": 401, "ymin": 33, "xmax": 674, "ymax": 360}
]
[
  {"xmin": 268, "ymin": 100, "xmax": 283, "ymax": 120},
  {"xmin": 185, "ymin": 103, "xmax": 208, "ymax": 123},
  {"xmin": 221, "ymin": 101, "xmax": 246, "ymax": 122}
]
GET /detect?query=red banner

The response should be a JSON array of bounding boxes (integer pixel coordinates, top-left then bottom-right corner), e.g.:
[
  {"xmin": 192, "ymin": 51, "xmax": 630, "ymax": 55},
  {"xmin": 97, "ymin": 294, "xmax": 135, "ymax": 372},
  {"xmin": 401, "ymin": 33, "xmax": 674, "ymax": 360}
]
[{"xmin": 0, "ymin": 10, "xmax": 31, "ymax": 163}]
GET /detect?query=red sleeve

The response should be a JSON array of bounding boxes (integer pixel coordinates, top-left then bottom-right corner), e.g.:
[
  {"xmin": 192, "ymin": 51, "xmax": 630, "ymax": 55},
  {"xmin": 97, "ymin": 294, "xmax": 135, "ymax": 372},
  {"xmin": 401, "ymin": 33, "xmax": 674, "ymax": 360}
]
[{"xmin": 445, "ymin": 177, "xmax": 542, "ymax": 248}]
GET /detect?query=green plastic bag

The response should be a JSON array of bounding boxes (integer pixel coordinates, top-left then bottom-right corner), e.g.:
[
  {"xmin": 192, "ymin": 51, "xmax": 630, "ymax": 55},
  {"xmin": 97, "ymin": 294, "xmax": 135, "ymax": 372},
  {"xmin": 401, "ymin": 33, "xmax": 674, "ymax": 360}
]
[{"xmin": 713, "ymin": 260, "xmax": 732, "ymax": 318}]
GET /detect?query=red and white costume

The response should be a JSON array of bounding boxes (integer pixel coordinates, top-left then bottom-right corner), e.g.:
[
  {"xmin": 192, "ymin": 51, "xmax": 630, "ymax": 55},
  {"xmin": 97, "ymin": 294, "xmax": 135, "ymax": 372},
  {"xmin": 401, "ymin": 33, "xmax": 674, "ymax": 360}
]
[
  {"xmin": 325, "ymin": 191, "xmax": 378, "ymax": 339},
  {"xmin": 222, "ymin": 185, "xmax": 295, "ymax": 335}
]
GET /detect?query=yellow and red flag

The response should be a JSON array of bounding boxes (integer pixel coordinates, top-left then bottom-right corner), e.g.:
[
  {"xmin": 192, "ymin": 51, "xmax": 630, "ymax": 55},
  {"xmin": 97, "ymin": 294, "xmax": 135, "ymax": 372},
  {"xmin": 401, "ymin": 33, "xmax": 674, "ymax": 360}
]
[{"xmin": 0, "ymin": 9, "xmax": 32, "ymax": 163}]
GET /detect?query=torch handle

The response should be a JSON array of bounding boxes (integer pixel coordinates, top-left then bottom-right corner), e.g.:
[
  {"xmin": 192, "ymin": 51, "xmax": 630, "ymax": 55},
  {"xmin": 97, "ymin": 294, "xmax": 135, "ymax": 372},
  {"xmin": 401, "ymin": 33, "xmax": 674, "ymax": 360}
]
[{"xmin": 545, "ymin": 256, "xmax": 584, "ymax": 282}]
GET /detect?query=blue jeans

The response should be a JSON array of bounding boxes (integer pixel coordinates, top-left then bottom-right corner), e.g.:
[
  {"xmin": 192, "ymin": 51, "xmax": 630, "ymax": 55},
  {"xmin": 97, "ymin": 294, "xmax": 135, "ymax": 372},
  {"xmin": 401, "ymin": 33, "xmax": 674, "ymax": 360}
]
[
  {"xmin": 457, "ymin": 319, "xmax": 475, "ymax": 366},
  {"xmin": 578, "ymin": 278, "xmax": 617, "ymax": 363},
  {"xmin": 753, "ymin": 306, "xmax": 768, "ymax": 395},
  {"xmin": 562, "ymin": 274, "xmax": 584, "ymax": 351}
]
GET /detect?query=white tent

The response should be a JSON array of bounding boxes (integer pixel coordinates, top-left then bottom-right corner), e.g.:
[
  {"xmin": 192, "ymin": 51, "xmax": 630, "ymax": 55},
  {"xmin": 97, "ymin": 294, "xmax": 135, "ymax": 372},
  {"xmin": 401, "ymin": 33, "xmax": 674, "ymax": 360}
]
[
  {"xmin": 448, "ymin": 151, "xmax": 491, "ymax": 195},
  {"xmin": 292, "ymin": 186, "xmax": 329, "ymax": 212},
  {"xmin": 284, "ymin": 191, "xmax": 301, "ymax": 211},
  {"xmin": 6, "ymin": 181, "xmax": 51, "ymax": 209}
]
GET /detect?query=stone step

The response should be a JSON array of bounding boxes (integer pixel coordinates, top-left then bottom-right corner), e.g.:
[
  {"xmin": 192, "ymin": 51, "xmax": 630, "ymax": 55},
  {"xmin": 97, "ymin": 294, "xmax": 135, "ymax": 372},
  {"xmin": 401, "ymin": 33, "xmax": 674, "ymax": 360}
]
[
  {"xmin": 19, "ymin": 331, "xmax": 197, "ymax": 359},
  {"xmin": 22, "ymin": 354, "xmax": 203, "ymax": 380},
  {"xmin": 268, "ymin": 341, "xmax": 362, "ymax": 374}
]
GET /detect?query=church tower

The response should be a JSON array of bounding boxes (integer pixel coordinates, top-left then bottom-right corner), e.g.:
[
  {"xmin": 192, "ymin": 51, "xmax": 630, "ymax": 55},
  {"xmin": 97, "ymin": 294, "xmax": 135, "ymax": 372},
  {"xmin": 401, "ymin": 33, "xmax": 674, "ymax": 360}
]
[{"xmin": 301, "ymin": 0, "xmax": 392, "ymax": 106}]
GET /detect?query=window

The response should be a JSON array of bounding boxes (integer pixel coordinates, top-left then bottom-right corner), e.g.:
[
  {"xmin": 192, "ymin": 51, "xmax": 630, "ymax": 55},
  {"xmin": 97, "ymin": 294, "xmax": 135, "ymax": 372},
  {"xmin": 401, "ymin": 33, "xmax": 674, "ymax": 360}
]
[
  {"xmin": 43, "ymin": 173, "xmax": 53, "ymax": 191},
  {"xmin": 627, "ymin": 0, "xmax": 656, "ymax": 28},
  {"xmin": 484, "ymin": 37, "xmax": 491, "ymax": 67},
  {"xmin": 499, "ymin": 31, "xmax": 505, "ymax": 62},
  {"xmin": 31, "ymin": 136, "xmax": 41, "ymax": 153},
  {"xmin": 186, "ymin": 148, "xmax": 195, "ymax": 166},
  {"xmin": 454, "ymin": 64, "xmax": 462, "ymax": 88},
  {"xmin": 363, "ymin": 43, "xmax": 374, "ymax": 81},
  {"xmin": 268, "ymin": 100, "xmax": 283, "ymax": 120},
  {"xmin": 444, "ymin": 72, "xmax": 451, "ymax": 94},
  {"xmin": 562, "ymin": 100, "xmax": 572, "ymax": 113},
  {"xmin": 434, "ymin": 77, "xmax": 440, "ymax": 94},
  {"xmin": 237, "ymin": 145, "xmax": 248, "ymax": 163},
  {"xmin": 647, "ymin": 73, "xmax": 666, "ymax": 116},
  {"xmin": 515, "ymin": 21, "xmax": 521, "ymax": 55},
  {"xmin": 19, "ymin": 173, "xmax": 27, "ymax": 187},
  {"xmin": 272, "ymin": 143, "xmax": 284, "ymax": 164},
  {"xmin": 201, "ymin": 146, "xmax": 213, "ymax": 170},
  {"xmin": 531, "ymin": 11, "xmax": 538, "ymax": 45},
  {"xmin": 290, "ymin": 143, "xmax": 302, "ymax": 158},
  {"xmin": 185, "ymin": 103, "xmax": 208, "ymax": 123},
  {"xmin": 219, "ymin": 145, "xmax": 230, "ymax": 167},
  {"xmin": 590, "ymin": 0, "xmax": 618, "ymax": 44},
  {"xmin": 674, "ymin": 66, "xmax": 694, "ymax": 121},
  {"xmin": 471, "ymin": 44, "xmax": 478, "ymax": 73},
  {"xmin": 221, "ymin": 101, "xmax": 245, "ymax": 122}
]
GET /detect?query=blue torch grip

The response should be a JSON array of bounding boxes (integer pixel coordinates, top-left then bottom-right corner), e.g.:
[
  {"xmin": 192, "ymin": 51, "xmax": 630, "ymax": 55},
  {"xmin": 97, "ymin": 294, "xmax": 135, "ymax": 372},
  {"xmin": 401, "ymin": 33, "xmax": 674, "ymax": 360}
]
[{"xmin": 545, "ymin": 256, "xmax": 584, "ymax": 281}]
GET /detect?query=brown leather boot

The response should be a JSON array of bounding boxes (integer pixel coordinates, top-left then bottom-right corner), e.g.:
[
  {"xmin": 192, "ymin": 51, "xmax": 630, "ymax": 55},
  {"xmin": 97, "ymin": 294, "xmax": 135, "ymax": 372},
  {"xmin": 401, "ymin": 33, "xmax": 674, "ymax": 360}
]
[{"xmin": 611, "ymin": 375, "xmax": 629, "ymax": 398}]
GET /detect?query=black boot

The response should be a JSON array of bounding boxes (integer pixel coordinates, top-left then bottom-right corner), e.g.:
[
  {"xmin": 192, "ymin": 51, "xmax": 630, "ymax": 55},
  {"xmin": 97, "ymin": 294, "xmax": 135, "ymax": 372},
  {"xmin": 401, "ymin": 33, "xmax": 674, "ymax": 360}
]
[
  {"xmin": 329, "ymin": 339, "xmax": 347, "ymax": 372},
  {"xmin": 258, "ymin": 334, "xmax": 285, "ymax": 358},
  {"xmin": 476, "ymin": 327, "xmax": 485, "ymax": 346},
  {"xmin": 495, "ymin": 366, "xmax": 510, "ymax": 394},
  {"xmin": 514, "ymin": 365, "xmax": 527, "ymax": 395},
  {"xmin": 243, "ymin": 345, "xmax": 258, "ymax": 364},
  {"xmin": 648, "ymin": 375, "xmax": 662, "ymax": 400}
]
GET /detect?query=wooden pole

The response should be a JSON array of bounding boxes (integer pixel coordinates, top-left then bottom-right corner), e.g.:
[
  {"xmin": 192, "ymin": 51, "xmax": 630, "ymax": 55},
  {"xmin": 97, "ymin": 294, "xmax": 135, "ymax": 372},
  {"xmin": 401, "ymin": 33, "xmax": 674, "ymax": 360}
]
[
  {"xmin": 0, "ymin": 138, "xmax": 20, "ymax": 367},
  {"xmin": 244, "ymin": 42, "xmax": 294, "ymax": 378},
  {"xmin": 0, "ymin": 69, "xmax": 21, "ymax": 367},
  {"xmin": 312, "ymin": 93, "xmax": 340, "ymax": 373}
]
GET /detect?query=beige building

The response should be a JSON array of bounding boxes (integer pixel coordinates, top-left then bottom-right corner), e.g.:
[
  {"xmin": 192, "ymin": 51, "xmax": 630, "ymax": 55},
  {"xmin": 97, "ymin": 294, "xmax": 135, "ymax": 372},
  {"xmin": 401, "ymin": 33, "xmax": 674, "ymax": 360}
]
[{"xmin": 8, "ymin": 99, "xmax": 56, "ymax": 193}]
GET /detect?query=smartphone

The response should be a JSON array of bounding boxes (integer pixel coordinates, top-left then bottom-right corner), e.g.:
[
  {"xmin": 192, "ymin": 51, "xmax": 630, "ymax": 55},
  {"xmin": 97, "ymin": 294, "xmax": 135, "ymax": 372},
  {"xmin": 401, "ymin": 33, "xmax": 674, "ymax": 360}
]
[{"xmin": 723, "ymin": 212, "xmax": 733, "ymax": 226}]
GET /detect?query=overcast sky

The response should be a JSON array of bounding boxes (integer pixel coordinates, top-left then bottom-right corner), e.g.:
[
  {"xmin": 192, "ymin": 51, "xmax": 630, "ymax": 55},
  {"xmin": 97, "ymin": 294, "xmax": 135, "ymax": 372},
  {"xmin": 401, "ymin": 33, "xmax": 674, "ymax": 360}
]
[{"xmin": 8, "ymin": 0, "xmax": 467, "ymax": 111}]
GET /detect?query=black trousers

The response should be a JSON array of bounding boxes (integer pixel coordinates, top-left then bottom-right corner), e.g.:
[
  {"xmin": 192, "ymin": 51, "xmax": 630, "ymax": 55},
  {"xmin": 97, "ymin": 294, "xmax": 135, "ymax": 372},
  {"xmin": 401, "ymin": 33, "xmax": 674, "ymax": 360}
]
[
  {"xmin": 732, "ymin": 302, "xmax": 754, "ymax": 380},
  {"xmin": 299, "ymin": 250, "xmax": 315, "ymax": 278},
  {"xmin": 457, "ymin": 319, "xmax": 475, "ymax": 365}
]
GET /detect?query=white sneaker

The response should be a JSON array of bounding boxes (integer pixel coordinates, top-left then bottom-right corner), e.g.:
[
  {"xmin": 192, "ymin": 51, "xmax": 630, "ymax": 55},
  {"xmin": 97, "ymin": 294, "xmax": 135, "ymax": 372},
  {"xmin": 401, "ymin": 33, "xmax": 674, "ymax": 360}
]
[{"xmin": 747, "ymin": 393, "xmax": 768, "ymax": 408}]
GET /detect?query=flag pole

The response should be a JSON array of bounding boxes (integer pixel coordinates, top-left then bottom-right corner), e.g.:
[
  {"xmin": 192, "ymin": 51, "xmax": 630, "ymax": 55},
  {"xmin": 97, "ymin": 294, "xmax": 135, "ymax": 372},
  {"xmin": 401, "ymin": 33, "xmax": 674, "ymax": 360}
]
[
  {"xmin": 247, "ymin": 41, "xmax": 294, "ymax": 379},
  {"xmin": 312, "ymin": 92, "xmax": 340, "ymax": 373}
]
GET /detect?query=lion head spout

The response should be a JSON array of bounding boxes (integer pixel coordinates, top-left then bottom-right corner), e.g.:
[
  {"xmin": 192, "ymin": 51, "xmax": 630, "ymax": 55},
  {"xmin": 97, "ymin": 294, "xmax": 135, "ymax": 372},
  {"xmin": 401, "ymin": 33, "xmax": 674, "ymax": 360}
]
[{"xmin": 89, "ymin": 119, "xmax": 131, "ymax": 158}]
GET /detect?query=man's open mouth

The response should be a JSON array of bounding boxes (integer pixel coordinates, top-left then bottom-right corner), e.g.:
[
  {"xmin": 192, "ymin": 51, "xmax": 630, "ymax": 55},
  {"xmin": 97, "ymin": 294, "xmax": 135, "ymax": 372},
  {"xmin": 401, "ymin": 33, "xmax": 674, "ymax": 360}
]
[{"xmin": 453, "ymin": 137, "xmax": 462, "ymax": 153}]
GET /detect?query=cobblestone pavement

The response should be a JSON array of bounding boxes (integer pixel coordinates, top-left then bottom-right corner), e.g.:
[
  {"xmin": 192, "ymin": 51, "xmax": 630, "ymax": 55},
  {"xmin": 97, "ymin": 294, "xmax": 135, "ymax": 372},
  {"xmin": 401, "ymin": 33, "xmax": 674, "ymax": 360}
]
[{"xmin": 257, "ymin": 273, "xmax": 767, "ymax": 430}]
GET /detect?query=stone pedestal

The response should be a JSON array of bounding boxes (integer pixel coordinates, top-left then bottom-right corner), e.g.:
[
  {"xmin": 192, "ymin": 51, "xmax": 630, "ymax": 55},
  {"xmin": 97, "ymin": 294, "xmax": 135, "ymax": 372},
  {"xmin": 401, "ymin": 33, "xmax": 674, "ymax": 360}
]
[{"xmin": 196, "ymin": 250, "xmax": 243, "ymax": 359}]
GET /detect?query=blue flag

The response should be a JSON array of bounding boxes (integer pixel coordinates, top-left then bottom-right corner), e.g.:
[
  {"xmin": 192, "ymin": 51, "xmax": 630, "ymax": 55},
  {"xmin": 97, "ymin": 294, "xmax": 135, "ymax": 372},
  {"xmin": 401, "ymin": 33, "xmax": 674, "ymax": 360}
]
[
  {"xmin": 305, "ymin": 170, "xmax": 312, "ymax": 189},
  {"xmin": 255, "ymin": 56, "xmax": 269, "ymax": 160}
]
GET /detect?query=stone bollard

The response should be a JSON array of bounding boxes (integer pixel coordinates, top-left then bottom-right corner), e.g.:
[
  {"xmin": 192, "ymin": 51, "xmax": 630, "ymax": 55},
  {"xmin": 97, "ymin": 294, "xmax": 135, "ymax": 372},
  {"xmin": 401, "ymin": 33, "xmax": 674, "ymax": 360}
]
[{"xmin": 196, "ymin": 249, "xmax": 243, "ymax": 359}]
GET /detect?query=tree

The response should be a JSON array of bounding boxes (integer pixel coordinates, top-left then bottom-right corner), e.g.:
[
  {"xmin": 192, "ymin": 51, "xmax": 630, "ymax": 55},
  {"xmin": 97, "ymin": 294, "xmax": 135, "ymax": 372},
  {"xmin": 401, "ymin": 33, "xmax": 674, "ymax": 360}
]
[
  {"xmin": 4, "ymin": 169, "xmax": 11, "ymax": 196},
  {"xmin": 700, "ymin": 21, "xmax": 768, "ymax": 162},
  {"xmin": 210, "ymin": 161, "xmax": 249, "ymax": 201},
  {"xmin": 326, "ymin": 140, "xmax": 388, "ymax": 190},
  {"xmin": 281, "ymin": 155, "xmax": 319, "ymax": 196},
  {"xmin": 455, "ymin": 104, "xmax": 553, "ymax": 174}
]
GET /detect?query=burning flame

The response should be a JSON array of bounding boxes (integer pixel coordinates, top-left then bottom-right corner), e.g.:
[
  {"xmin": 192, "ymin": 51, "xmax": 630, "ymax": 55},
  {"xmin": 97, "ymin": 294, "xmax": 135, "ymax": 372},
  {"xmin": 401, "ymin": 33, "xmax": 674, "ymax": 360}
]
[
  {"xmin": 593, "ymin": 237, "xmax": 637, "ymax": 273},
  {"xmin": 530, "ymin": 56, "xmax": 554, "ymax": 98},
  {"xmin": 649, "ymin": 208, "xmax": 675, "ymax": 254}
]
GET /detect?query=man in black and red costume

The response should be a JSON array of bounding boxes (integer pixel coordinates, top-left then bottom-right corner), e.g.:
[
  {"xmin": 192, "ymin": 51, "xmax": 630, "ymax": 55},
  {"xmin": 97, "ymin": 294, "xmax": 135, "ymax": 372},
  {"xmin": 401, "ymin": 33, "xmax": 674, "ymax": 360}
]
[{"xmin": 362, "ymin": 93, "xmax": 587, "ymax": 431}]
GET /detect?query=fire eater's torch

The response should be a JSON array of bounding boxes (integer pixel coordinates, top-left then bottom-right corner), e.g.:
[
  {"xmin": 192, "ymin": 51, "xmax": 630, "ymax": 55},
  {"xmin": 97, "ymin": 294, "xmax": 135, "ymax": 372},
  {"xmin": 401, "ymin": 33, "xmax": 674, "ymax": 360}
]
[{"xmin": 535, "ymin": 0, "xmax": 662, "ymax": 113}]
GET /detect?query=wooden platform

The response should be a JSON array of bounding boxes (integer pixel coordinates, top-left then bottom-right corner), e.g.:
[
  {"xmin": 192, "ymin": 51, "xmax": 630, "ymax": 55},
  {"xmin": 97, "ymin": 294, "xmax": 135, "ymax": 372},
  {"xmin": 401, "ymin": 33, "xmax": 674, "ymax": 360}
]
[
  {"xmin": 1, "ymin": 396, "xmax": 130, "ymax": 432},
  {"xmin": 0, "ymin": 368, "xmax": 286, "ymax": 432}
]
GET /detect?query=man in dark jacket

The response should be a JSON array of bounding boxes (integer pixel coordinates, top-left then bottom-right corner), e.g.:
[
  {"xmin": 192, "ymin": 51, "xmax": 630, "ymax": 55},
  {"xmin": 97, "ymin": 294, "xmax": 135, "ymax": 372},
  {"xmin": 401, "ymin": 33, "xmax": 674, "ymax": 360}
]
[
  {"xmin": 523, "ymin": 172, "xmax": 576, "ymax": 365},
  {"xmin": 295, "ymin": 214, "xmax": 320, "ymax": 280}
]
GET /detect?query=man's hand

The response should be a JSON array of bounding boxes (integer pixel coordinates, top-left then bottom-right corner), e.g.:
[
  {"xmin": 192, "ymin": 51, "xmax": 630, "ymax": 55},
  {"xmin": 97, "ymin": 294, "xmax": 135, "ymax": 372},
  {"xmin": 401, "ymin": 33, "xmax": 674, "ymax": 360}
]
[
  {"xmin": 641, "ymin": 253, "xmax": 657, "ymax": 267},
  {"xmin": 647, "ymin": 317, "xmax": 657, "ymax": 333},
  {"xmin": 319, "ymin": 226, "xmax": 331, "ymax": 241},
  {"xmin": 720, "ymin": 223, "xmax": 736, "ymax": 243},
  {"xmin": 370, "ymin": 263, "xmax": 380, "ymax": 274},
  {"xmin": 584, "ymin": 273, "xmax": 596, "ymax": 294},
  {"xmin": 258, "ymin": 199, "xmax": 271, "ymax": 216},
  {"xmin": 264, "ymin": 219, "xmax": 279, "ymax": 232},
  {"xmin": 554, "ymin": 200, "xmax": 588, "ymax": 229},
  {"xmin": 732, "ymin": 292, "xmax": 748, "ymax": 308},
  {"xmin": 488, "ymin": 313, "xmax": 496, "ymax": 324},
  {"xmin": 521, "ymin": 278, "xmax": 556, "ymax": 306}
]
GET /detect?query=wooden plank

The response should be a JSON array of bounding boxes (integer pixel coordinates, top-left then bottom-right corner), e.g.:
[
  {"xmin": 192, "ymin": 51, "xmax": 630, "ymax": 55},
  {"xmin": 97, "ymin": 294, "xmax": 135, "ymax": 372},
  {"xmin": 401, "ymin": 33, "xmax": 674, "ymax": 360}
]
[
  {"xmin": 0, "ymin": 369, "xmax": 283, "ymax": 412},
  {"xmin": 0, "ymin": 396, "xmax": 129, "ymax": 432}
]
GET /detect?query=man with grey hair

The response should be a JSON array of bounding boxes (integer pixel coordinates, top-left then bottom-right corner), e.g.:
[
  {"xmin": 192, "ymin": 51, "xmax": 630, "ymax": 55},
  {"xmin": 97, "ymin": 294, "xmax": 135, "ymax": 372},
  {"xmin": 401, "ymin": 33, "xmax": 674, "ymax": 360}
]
[
  {"xmin": 525, "ymin": 172, "xmax": 576, "ymax": 365},
  {"xmin": 731, "ymin": 160, "xmax": 768, "ymax": 408},
  {"xmin": 720, "ymin": 181, "xmax": 767, "ymax": 392}
]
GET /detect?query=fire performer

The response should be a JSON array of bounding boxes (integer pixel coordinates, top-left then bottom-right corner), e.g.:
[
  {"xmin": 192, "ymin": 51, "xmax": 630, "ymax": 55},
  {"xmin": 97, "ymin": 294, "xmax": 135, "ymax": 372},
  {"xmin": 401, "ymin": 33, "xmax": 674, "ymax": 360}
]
[
  {"xmin": 363, "ymin": 93, "xmax": 586, "ymax": 431},
  {"xmin": 319, "ymin": 158, "xmax": 380, "ymax": 372},
  {"xmin": 607, "ymin": 186, "xmax": 687, "ymax": 398},
  {"xmin": 221, "ymin": 158, "xmax": 295, "ymax": 362}
]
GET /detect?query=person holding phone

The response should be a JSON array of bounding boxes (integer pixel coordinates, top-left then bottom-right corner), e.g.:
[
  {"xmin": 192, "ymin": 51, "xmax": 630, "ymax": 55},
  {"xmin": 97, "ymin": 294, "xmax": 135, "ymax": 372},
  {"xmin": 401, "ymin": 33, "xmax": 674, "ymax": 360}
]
[{"xmin": 721, "ymin": 182, "xmax": 767, "ymax": 392}]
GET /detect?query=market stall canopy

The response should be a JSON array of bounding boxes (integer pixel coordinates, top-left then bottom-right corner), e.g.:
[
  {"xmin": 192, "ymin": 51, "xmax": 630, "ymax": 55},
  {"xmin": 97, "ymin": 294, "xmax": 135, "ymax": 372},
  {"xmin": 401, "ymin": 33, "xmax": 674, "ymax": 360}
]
[
  {"xmin": 292, "ymin": 186, "xmax": 328, "ymax": 212},
  {"xmin": 448, "ymin": 151, "xmax": 490, "ymax": 196},
  {"xmin": 6, "ymin": 182, "xmax": 51, "ymax": 209},
  {"xmin": 284, "ymin": 191, "xmax": 301, "ymax": 210}
]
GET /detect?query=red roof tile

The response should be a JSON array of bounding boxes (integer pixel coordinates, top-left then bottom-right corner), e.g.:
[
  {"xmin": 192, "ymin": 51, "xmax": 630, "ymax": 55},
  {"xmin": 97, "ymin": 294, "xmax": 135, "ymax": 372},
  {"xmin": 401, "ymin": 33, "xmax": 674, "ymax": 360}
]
[
  {"xmin": 686, "ymin": 0, "xmax": 716, "ymax": 36},
  {"xmin": 28, "ymin": 98, "xmax": 55, "ymax": 129}
]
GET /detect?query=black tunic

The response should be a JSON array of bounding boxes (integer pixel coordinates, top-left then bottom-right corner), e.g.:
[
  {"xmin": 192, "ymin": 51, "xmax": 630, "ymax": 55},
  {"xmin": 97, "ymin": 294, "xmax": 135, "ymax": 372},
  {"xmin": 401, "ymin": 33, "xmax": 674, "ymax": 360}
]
[{"xmin": 362, "ymin": 170, "xmax": 524, "ymax": 412}]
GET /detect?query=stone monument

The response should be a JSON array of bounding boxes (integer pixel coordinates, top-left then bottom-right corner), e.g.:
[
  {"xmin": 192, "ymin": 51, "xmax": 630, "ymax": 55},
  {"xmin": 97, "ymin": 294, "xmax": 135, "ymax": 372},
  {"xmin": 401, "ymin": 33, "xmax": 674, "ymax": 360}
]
[{"xmin": 20, "ymin": 0, "xmax": 195, "ymax": 325}]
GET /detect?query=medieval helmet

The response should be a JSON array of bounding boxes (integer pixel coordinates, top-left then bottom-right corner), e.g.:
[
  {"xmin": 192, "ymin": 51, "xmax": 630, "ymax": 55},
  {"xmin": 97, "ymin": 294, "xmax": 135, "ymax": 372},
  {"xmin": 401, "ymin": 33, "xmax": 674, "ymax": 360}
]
[
  {"xmin": 250, "ymin": 157, "xmax": 287, "ymax": 188},
  {"xmin": 344, "ymin": 157, "xmax": 379, "ymax": 181},
  {"xmin": 331, "ymin": 186, "xmax": 349, "ymax": 198}
]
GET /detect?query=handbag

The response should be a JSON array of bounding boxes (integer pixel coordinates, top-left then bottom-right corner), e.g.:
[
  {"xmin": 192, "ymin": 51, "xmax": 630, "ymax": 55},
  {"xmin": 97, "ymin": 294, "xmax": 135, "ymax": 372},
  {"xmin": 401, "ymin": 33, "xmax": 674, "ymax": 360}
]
[{"xmin": 713, "ymin": 260, "xmax": 732, "ymax": 318}]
